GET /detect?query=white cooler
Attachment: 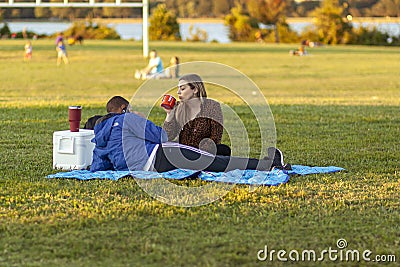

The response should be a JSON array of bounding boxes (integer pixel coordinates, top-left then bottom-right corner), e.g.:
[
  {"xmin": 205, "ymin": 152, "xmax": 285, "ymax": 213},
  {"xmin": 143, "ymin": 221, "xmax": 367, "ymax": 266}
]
[{"xmin": 53, "ymin": 129, "xmax": 95, "ymax": 170}]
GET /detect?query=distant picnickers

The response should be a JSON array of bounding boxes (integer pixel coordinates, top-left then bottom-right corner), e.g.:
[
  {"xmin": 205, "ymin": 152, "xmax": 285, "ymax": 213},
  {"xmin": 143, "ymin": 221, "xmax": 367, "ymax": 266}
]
[
  {"xmin": 135, "ymin": 51, "xmax": 180, "ymax": 80},
  {"xmin": 135, "ymin": 49, "xmax": 164, "ymax": 80}
]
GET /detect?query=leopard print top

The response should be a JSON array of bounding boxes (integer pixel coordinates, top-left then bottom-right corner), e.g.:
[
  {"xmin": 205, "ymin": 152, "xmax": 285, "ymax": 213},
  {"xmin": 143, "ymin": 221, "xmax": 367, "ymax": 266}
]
[{"xmin": 163, "ymin": 98, "xmax": 223, "ymax": 152}]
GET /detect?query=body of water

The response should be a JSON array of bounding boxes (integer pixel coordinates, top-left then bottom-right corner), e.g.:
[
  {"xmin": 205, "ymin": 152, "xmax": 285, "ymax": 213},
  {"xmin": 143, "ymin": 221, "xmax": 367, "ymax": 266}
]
[{"xmin": 3, "ymin": 20, "xmax": 400, "ymax": 43}]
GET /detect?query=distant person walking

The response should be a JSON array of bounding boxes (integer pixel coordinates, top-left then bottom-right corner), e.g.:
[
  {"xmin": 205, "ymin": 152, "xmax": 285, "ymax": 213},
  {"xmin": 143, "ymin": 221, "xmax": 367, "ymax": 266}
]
[
  {"xmin": 56, "ymin": 40, "xmax": 69, "ymax": 66},
  {"xmin": 55, "ymin": 32, "xmax": 64, "ymax": 45},
  {"xmin": 22, "ymin": 27, "xmax": 28, "ymax": 39},
  {"xmin": 24, "ymin": 41, "xmax": 32, "ymax": 61}
]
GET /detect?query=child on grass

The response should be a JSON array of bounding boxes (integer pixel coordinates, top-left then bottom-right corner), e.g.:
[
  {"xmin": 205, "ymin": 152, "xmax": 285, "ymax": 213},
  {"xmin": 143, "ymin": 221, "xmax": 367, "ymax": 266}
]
[{"xmin": 24, "ymin": 41, "xmax": 32, "ymax": 61}]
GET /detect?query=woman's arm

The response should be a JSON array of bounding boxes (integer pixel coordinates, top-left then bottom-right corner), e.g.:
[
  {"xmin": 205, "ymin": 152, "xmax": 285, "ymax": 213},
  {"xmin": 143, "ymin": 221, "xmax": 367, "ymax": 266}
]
[
  {"xmin": 162, "ymin": 108, "xmax": 179, "ymax": 141},
  {"xmin": 207, "ymin": 100, "xmax": 223, "ymax": 145}
]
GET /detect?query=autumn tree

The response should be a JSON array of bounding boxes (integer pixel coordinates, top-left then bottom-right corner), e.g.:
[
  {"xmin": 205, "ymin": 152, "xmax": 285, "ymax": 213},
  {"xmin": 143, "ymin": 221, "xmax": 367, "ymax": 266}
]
[
  {"xmin": 369, "ymin": 0, "xmax": 400, "ymax": 16},
  {"xmin": 225, "ymin": 3, "xmax": 259, "ymax": 41},
  {"xmin": 198, "ymin": 0, "xmax": 213, "ymax": 17},
  {"xmin": 149, "ymin": 4, "xmax": 181, "ymax": 41},
  {"xmin": 246, "ymin": 0, "xmax": 287, "ymax": 43},
  {"xmin": 213, "ymin": 0, "xmax": 232, "ymax": 16},
  {"xmin": 34, "ymin": 8, "xmax": 52, "ymax": 19},
  {"xmin": 312, "ymin": 0, "xmax": 352, "ymax": 44}
]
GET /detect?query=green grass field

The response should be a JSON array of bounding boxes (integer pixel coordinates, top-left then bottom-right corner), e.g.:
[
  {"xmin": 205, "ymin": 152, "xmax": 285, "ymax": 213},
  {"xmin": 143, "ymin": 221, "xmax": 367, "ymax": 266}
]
[{"xmin": 0, "ymin": 40, "xmax": 399, "ymax": 266}]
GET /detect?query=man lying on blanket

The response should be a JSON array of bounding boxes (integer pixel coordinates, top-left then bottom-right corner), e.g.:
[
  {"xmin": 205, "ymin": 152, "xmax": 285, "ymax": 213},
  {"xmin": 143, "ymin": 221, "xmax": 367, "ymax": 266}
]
[{"xmin": 90, "ymin": 96, "xmax": 291, "ymax": 173}]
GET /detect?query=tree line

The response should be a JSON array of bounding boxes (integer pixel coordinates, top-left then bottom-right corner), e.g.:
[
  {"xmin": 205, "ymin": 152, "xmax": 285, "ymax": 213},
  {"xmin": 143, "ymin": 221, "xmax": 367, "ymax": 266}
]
[
  {"xmin": 147, "ymin": 1, "xmax": 399, "ymax": 45},
  {"xmin": 224, "ymin": 0, "xmax": 400, "ymax": 45},
  {"xmin": 1, "ymin": 0, "xmax": 400, "ymax": 20},
  {"xmin": 1, "ymin": 0, "xmax": 398, "ymax": 45}
]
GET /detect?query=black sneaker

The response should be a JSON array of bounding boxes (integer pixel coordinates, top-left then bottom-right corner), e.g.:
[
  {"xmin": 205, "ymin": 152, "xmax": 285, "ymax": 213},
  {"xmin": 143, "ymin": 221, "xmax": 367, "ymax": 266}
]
[
  {"xmin": 283, "ymin": 163, "xmax": 292, "ymax": 171},
  {"xmin": 267, "ymin": 147, "xmax": 285, "ymax": 170},
  {"xmin": 273, "ymin": 163, "xmax": 292, "ymax": 171}
]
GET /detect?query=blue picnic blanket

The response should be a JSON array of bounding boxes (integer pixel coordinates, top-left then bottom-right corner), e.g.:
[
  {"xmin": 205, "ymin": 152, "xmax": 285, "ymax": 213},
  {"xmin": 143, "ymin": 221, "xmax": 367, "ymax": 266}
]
[
  {"xmin": 288, "ymin": 165, "xmax": 344, "ymax": 176},
  {"xmin": 47, "ymin": 165, "xmax": 344, "ymax": 186}
]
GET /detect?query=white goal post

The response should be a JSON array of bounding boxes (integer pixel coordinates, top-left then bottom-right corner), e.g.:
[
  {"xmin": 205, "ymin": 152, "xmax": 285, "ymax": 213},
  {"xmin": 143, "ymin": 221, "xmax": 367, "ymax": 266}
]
[{"xmin": 0, "ymin": 0, "xmax": 149, "ymax": 57}]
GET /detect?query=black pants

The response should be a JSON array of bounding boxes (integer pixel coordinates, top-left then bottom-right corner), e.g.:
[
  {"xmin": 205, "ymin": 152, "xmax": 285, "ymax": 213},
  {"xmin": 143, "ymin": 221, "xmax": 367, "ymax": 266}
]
[
  {"xmin": 216, "ymin": 144, "xmax": 231, "ymax": 156},
  {"xmin": 153, "ymin": 144, "xmax": 269, "ymax": 173}
]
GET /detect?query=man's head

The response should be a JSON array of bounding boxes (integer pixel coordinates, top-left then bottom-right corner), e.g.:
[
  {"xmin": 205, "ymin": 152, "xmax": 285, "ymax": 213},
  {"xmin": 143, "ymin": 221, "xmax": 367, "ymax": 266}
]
[
  {"xmin": 106, "ymin": 96, "xmax": 129, "ymax": 113},
  {"xmin": 149, "ymin": 49, "xmax": 157, "ymax": 59}
]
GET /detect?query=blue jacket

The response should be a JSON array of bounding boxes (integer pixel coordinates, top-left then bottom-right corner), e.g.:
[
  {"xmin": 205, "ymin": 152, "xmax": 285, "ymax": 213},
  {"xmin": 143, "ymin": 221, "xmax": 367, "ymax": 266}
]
[{"xmin": 90, "ymin": 112, "xmax": 167, "ymax": 171}]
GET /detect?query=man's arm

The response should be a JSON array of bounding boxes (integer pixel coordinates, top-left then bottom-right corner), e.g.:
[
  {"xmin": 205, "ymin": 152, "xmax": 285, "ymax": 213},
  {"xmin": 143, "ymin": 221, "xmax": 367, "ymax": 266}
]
[{"xmin": 124, "ymin": 113, "xmax": 167, "ymax": 144}]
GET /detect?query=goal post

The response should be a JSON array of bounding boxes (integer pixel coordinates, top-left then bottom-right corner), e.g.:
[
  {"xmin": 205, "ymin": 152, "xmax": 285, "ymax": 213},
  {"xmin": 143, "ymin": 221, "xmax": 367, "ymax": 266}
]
[{"xmin": 0, "ymin": 0, "xmax": 149, "ymax": 57}]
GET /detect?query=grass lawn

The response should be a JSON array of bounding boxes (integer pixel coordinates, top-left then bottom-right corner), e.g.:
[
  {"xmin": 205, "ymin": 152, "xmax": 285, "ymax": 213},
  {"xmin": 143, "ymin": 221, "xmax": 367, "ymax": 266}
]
[{"xmin": 0, "ymin": 40, "xmax": 399, "ymax": 266}]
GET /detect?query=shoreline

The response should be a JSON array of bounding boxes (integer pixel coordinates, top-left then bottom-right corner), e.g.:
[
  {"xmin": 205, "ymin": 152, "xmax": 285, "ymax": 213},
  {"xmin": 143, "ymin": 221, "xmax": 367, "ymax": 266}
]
[
  {"xmin": 286, "ymin": 16, "xmax": 400, "ymax": 23},
  {"xmin": 79, "ymin": 18, "xmax": 225, "ymax": 24},
  {"xmin": 3, "ymin": 17, "xmax": 400, "ymax": 24}
]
